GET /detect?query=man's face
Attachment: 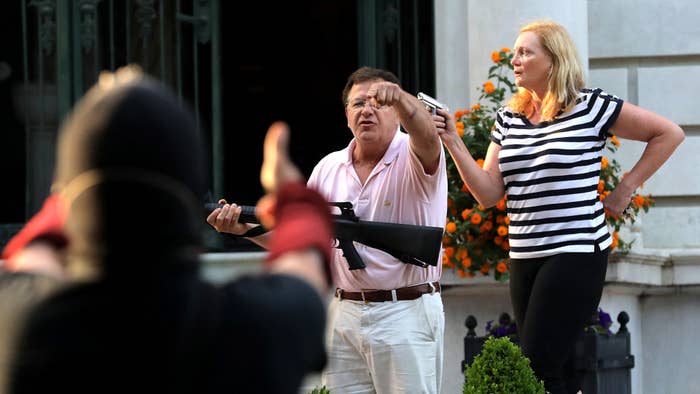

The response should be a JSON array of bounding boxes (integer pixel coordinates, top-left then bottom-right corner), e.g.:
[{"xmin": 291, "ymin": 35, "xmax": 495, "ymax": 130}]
[{"xmin": 345, "ymin": 80, "xmax": 399, "ymax": 145}]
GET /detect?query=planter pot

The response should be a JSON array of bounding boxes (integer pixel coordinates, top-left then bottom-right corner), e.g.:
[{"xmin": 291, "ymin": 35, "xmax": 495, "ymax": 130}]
[{"xmin": 463, "ymin": 312, "xmax": 634, "ymax": 394}]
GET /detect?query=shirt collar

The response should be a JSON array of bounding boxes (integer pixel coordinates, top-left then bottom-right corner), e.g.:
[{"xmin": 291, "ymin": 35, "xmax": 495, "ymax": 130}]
[{"xmin": 343, "ymin": 125, "xmax": 402, "ymax": 167}]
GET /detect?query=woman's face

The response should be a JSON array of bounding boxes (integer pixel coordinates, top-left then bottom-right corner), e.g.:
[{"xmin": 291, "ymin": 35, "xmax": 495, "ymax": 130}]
[{"xmin": 511, "ymin": 31, "xmax": 553, "ymax": 95}]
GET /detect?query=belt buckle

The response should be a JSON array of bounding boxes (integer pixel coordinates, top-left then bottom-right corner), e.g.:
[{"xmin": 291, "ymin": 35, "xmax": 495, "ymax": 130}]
[
  {"xmin": 428, "ymin": 282, "xmax": 436, "ymax": 294},
  {"xmin": 335, "ymin": 288, "xmax": 344, "ymax": 300}
]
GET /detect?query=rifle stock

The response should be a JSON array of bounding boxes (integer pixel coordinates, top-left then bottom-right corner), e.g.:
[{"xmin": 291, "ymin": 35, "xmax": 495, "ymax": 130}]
[
  {"xmin": 334, "ymin": 218, "xmax": 443, "ymax": 268},
  {"xmin": 205, "ymin": 202, "xmax": 443, "ymax": 270}
]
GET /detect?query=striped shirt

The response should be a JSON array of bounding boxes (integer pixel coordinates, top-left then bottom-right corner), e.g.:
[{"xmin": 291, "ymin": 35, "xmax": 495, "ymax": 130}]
[{"xmin": 491, "ymin": 88, "xmax": 623, "ymax": 259}]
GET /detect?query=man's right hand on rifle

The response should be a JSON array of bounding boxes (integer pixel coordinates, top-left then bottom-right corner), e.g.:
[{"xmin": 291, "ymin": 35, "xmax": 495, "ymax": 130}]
[{"xmin": 206, "ymin": 121, "xmax": 333, "ymax": 294}]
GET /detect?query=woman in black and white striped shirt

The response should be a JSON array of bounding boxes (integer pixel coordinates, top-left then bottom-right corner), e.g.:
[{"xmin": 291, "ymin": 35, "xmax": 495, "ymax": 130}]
[{"xmin": 434, "ymin": 20, "xmax": 684, "ymax": 394}]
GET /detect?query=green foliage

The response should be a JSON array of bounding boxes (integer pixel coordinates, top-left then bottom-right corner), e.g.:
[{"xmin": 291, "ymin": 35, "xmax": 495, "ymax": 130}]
[
  {"xmin": 599, "ymin": 139, "xmax": 654, "ymax": 252},
  {"xmin": 464, "ymin": 336, "xmax": 546, "ymax": 394},
  {"xmin": 308, "ymin": 385, "xmax": 330, "ymax": 394},
  {"xmin": 443, "ymin": 49, "xmax": 518, "ymax": 282}
]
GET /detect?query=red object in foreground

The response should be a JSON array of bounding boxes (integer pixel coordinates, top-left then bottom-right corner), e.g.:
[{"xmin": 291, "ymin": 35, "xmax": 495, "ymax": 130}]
[{"xmin": 2, "ymin": 194, "xmax": 68, "ymax": 263}]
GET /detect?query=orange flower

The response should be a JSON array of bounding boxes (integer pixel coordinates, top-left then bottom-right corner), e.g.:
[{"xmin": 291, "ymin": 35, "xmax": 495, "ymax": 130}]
[
  {"xmin": 442, "ymin": 254, "xmax": 450, "ymax": 266},
  {"xmin": 504, "ymin": 216, "xmax": 510, "ymax": 225},
  {"xmin": 493, "ymin": 236, "xmax": 503, "ymax": 245},
  {"xmin": 471, "ymin": 214, "xmax": 482, "ymax": 225},
  {"xmin": 483, "ymin": 81, "xmax": 495, "ymax": 94},
  {"xmin": 601, "ymin": 157, "xmax": 608, "ymax": 169},
  {"xmin": 633, "ymin": 195, "xmax": 645, "ymax": 207},
  {"xmin": 495, "ymin": 199, "xmax": 506, "ymax": 211},
  {"xmin": 456, "ymin": 121, "xmax": 464, "ymax": 129},
  {"xmin": 611, "ymin": 237, "xmax": 619, "ymax": 249},
  {"xmin": 471, "ymin": 104, "xmax": 481, "ymax": 111},
  {"xmin": 461, "ymin": 208, "xmax": 472, "ymax": 220},
  {"xmin": 480, "ymin": 263, "xmax": 491, "ymax": 274},
  {"xmin": 462, "ymin": 257, "xmax": 472, "ymax": 268},
  {"xmin": 457, "ymin": 127, "xmax": 465, "ymax": 137},
  {"xmin": 458, "ymin": 269, "xmax": 467, "ymax": 278},
  {"xmin": 446, "ymin": 221, "xmax": 457, "ymax": 233},
  {"xmin": 497, "ymin": 225, "xmax": 508, "ymax": 236},
  {"xmin": 455, "ymin": 110, "xmax": 465, "ymax": 118},
  {"xmin": 501, "ymin": 47, "xmax": 511, "ymax": 53},
  {"xmin": 458, "ymin": 248, "xmax": 469, "ymax": 260},
  {"xmin": 501, "ymin": 241, "xmax": 510, "ymax": 251},
  {"xmin": 496, "ymin": 262, "xmax": 508, "ymax": 273},
  {"xmin": 476, "ymin": 159, "xmax": 485, "ymax": 168},
  {"xmin": 491, "ymin": 51, "xmax": 502, "ymax": 63},
  {"xmin": 442, "ymin": 235, "xmax": 452, "ymax": 246},
  {"xmin": 598, "ymin": 180, "xmax": 605, "ymax": 194},
  {"xmin": 481, "ymin": 221, "xmax": 493, "ymax": 231},
  {"xmin": 611, "ymin": 135, "xmax": 620, "ymax": 147},
  {"xmin": 444, "ymin": 246, "xmax": 455, "ymax": 258}
]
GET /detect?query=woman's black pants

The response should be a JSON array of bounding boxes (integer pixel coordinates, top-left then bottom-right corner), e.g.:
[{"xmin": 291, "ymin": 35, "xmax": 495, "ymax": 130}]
[{"xmin": 510, "ymin": 246, "xmax": 609, "ymax": 394}]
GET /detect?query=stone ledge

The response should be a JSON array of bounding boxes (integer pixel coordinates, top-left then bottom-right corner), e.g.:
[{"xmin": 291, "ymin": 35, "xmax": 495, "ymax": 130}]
[
  {"xmin": 199, "ymin": 251, "xmax": 265, "ymax": 284},
  {"xmin": 608, "ymin": 249, "xmax": 700, "ymax": 287},
  {"xmin": 197, "ymin": 250, "xmax": 700, "ymax": 289}
]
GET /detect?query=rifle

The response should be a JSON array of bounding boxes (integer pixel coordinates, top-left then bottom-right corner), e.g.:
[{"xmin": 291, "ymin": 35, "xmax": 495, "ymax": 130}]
[{"xmin": 205, "ymin": 202, "xmax": 444, "ymax": 270}]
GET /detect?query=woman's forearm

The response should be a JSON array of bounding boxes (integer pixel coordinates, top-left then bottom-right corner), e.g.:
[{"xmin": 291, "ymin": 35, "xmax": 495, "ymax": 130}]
[
  {"xmin": 443, "ymin": 136, "xmax": 505, "ymax": 208},
  {"xmin": 619, "ymin": 124, "xmax": 685, "ymax": 192}
]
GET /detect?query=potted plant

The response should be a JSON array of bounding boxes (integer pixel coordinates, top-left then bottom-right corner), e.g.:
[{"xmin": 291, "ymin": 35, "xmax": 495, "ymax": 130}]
[
  {"xmin": 463, "ymin": 308, "xmax": 634, "ymax": 394},
  {"xmin": 464, "ymin": 336, "xmax": 546, "ymax": 394}
]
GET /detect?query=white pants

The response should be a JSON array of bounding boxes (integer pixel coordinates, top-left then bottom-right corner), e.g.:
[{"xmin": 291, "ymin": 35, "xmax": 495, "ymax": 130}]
[{"xmin": 321, "ymin": 293, "xmax": 444, "ymax": 394}]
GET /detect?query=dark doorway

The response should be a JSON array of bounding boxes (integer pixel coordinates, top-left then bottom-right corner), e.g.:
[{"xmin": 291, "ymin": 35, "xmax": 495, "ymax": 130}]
[
  {"xmin": 0, "ymin": 3, "xmax": 27, "ymax": 224},
  {"xmin": 220, "ymin": 1, "xmax": 358, "ymax": 206}
]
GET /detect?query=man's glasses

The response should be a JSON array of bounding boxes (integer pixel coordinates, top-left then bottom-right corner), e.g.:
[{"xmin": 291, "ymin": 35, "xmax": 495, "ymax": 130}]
[{"xmin": 346, "ymin": 99, "xmax": 389, "ymax": 113}]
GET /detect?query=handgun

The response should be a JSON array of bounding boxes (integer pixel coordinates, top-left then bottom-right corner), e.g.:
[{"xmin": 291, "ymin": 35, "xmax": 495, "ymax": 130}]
[{"xmin": 417, "ymin": 92, "xmax": 447, "ymax": 115}]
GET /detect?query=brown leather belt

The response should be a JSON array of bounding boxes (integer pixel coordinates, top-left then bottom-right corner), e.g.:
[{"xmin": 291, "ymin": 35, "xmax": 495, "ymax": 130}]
[{"xmin": 335, "ymin": 281, "xmax": 441, "ymax": 303}]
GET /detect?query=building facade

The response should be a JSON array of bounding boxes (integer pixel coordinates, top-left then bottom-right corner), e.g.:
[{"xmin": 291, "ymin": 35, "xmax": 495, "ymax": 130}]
[{"xmin": 2, "ymin": 1, "xmax": 698, "ymax": 393}]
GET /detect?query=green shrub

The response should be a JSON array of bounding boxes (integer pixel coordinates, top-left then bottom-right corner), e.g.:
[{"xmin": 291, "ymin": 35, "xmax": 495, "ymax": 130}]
[
  {"xmin": 308, "ymin": 385, "xmax": 330, "ymax": 394},
  {"xmin": 464, "ymin": 336, "xmax": 547, "ymax": 394}
]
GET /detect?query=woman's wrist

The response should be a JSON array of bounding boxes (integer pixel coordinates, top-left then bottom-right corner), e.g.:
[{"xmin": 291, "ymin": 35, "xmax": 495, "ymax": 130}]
[
  {"xmin": 617, "ymin": 177, "xmax": 638, "ymax": 196},
  {"xmin": 443, "ymin": 130, "xmax": 463, "ymax": 149}
]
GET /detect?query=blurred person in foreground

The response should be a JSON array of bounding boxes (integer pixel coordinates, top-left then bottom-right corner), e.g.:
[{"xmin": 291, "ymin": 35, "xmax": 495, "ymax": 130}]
[
  {"xmin": 0, "ymin": 271, "xmax": 62, "ymax": 393},
  {"xmin": 433, "ymin": 20, "xmax": 684, "ymax": 393},
  {"xmin": 0, "ymin": 170, "xmax": 68, "ymax": 394},
  {"xmin": 7, "ymin": 65, "xmax": 333, "ymax": 394}
]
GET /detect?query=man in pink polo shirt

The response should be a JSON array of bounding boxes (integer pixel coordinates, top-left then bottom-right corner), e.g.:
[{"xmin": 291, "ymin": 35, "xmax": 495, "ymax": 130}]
[{"xmin": 209, "ymin": 67, "xmax": 447, "ymax": 393}]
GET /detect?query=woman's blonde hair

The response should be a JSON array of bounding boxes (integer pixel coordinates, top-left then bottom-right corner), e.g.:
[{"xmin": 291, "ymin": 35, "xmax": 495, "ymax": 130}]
[{"xmin": 507, "ymin": 20, "xmax": 585, "ymax": 122}]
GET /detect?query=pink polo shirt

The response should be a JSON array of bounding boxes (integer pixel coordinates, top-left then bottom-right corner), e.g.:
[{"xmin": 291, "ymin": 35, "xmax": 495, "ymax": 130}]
[{"xmin": 307, "ymin": 129, "xmax": 447, "ymax": 291}]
